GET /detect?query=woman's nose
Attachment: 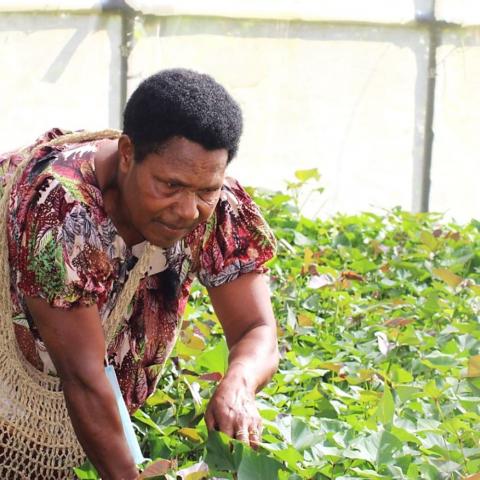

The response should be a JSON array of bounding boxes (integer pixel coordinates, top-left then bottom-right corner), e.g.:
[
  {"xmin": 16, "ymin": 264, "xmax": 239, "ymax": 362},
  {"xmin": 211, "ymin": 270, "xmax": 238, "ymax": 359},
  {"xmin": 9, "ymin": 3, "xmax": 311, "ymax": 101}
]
[{"xmin": 174, "ymin": 191, "xmax": 200, "ymax": 224}]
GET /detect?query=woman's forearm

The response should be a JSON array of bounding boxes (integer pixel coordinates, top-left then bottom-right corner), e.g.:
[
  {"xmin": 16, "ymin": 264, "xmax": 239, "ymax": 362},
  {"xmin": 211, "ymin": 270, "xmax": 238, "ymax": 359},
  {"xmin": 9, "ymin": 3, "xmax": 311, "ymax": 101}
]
[
  {"xmin": 224, "ymin": 324, "xmax": 279, "ymax": 393},
  {"xmin": 22, "ymin": 297, "xmax": 139, "ymax": 479},
  {"xmin": 63, "ymin": 376, "xmax": 138, "ymax": 480}
]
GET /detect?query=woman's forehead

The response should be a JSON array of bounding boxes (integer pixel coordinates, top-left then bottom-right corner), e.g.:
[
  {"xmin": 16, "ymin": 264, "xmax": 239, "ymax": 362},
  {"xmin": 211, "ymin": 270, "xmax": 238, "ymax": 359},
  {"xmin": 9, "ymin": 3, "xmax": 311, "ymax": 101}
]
[{"xmin": 144, "ymin": 137, "xmax": 228, "ymax": 187}]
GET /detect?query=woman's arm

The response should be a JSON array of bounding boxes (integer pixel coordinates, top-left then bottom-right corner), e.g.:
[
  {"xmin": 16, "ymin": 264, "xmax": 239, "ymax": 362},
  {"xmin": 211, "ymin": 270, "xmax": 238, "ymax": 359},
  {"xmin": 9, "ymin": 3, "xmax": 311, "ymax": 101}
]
[
  {"xmin": 25, "ymin": 297, "xmax": 138, "ymax": 480},
  {"xmin": 205, "ymin": 272, "xmax": 279, "ymax": 446}
]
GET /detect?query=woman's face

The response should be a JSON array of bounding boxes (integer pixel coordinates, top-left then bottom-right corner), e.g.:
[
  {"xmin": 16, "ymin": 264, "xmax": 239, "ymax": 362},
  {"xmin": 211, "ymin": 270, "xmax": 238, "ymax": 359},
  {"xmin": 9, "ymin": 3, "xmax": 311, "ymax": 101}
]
[{"xmin": 117, "ymin": 135, "xmax": 228, "ymax": 248}]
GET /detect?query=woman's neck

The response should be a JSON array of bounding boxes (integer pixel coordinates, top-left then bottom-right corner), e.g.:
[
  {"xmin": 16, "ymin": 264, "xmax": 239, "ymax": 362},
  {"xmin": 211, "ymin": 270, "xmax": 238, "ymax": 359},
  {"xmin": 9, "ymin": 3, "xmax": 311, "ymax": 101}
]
[{"xmin": 94, "ymin": 140, "xmax": 143, "ymax": 247}]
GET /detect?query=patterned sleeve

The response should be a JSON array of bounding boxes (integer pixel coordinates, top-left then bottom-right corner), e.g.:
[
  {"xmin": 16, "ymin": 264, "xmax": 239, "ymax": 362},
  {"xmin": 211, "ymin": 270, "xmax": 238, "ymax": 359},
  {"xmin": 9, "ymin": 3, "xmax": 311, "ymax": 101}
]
[
  {"xmin": 195, "ymin": 178, "xmax": 276, "ymax": 288},
  {"xmin": 11, "ymin": 176, "xmax": 114, "ymax": 309}
]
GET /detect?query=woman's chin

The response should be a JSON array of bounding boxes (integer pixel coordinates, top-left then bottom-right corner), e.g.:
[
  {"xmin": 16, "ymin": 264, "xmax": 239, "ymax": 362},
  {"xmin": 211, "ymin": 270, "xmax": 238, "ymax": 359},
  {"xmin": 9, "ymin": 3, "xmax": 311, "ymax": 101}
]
[{"xmin": 147, "ymin": 231, "xmax": 185, "ymax": 249}]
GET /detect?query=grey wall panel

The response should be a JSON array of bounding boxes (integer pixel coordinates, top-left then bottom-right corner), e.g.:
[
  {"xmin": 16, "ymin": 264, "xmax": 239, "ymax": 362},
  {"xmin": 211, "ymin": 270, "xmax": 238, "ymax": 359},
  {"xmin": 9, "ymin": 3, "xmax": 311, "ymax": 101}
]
[{"xmin": 0, "ymin": 12, "xmax": 122, "ymax": 152}]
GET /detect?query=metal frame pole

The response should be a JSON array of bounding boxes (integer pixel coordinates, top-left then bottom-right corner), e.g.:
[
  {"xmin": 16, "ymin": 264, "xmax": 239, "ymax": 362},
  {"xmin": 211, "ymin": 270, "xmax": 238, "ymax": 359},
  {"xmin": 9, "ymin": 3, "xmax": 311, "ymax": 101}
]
[
  {"xmin": 102, "ymin": 0, "xmax": 136, "ymax": 126},
  {"xmin": 418, "ymin": 1, "xmax": 438, "ymax": 212}
]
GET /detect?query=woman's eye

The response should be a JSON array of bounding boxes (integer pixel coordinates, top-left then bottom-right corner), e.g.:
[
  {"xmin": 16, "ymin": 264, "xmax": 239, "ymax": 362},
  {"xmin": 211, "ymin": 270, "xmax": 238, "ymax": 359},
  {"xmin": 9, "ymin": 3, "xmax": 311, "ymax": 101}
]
[{"xmin": 200, "ymin": 190, "xmax": 220, "ymax": 204}]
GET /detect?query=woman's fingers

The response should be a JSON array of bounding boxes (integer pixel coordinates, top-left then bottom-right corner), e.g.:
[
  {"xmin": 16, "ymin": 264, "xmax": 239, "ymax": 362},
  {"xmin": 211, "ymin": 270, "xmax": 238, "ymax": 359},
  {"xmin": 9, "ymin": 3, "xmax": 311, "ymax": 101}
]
[
  {"xmin": 234, "ymin": 425, "xmax": 250, "ymax": 444},
  {"xmin": 204, "ymin": 407, "xmax": 216, "ymax": 431},
  {"xmin": 248, "ymin": 420, "xmax": 262, "ymax": 449},
  {"xmin": 234, "ymin": 416, "xmax": 263, "ymax": 447},
  {"xmin": 214, "ymin": 406, "xmax": 236, "ymax": 439},
  {"xmin": 204, "ymin": 380, "xmax": 264, "ymax": 448},
  {"xmin": 207, "ymin": 409, "xmax": 263, "ymax": 449}
]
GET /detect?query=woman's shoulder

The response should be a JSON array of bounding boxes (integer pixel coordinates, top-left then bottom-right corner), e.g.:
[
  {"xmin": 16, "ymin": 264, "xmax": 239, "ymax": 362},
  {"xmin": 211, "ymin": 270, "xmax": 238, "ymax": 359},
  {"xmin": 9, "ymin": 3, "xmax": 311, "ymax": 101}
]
[
  {"xmin": 221, "ymin": 176, "xmax": 252, "ymax": 205},
  {"xmin": 185, "ymin": 176, "xmax": 276, "ymax": 287},
  {"xmin": 15, "ymin": 132, "xmax": 104, "ymax": 216},
  {"xmin": 38, "ymin": 138, "xmax": 100, "ymax": 203},
  {"xmin": 8, "ymin": 131, "xmax": 111, "ymax": 254}
]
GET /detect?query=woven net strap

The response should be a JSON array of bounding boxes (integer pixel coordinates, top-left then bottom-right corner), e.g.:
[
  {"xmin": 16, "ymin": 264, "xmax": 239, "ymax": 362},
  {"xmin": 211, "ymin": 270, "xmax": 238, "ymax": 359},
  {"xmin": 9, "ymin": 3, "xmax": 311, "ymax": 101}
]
[
  {"xmin": 46, "ymin": 129, "xmax": 122, "ymax": 148},
  {"xmin": 0, "ymin": 149, "xmax": 31, "ymax": 349},
  {"xmin": 104, "ymin": 242, "xmax": 157, "ymax": 344}
]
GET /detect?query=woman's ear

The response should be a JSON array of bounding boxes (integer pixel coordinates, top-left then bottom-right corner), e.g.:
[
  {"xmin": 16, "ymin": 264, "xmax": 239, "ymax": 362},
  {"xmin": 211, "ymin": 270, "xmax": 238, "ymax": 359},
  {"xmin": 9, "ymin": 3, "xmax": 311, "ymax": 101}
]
[{"xmin": 117, "ymin": 134, "xmax": 135, "ymax": 173}]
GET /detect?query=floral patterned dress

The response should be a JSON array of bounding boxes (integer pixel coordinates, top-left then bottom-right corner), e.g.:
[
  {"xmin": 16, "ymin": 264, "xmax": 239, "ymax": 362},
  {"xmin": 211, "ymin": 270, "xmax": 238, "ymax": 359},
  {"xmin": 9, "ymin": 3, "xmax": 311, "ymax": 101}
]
[{"xmin": 0, "ymin": 129, "xmax": 276, "ymax": 412}]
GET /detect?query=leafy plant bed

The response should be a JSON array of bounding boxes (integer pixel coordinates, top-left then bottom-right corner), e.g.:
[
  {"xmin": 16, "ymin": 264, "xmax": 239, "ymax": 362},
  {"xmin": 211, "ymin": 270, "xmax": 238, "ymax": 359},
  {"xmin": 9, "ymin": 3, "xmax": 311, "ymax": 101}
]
[{"xmin": 76, "ymin": 171, "xmax": 480, "ymax": 480}]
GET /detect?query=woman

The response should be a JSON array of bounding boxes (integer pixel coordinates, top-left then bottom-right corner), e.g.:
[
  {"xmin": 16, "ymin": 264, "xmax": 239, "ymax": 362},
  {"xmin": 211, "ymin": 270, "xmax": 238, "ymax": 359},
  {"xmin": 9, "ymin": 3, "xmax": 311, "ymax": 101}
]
[{"xmin": 1, "ymin": 69, "xmax": 278, "ymax": 479}]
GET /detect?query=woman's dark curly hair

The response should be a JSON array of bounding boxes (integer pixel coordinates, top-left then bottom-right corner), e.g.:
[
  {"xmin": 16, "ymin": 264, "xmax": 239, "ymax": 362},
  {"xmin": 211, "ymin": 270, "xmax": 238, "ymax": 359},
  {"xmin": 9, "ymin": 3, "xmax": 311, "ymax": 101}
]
[{"xmin": 123, "ymin": 68, "xmax": 243, "ymax": 163}]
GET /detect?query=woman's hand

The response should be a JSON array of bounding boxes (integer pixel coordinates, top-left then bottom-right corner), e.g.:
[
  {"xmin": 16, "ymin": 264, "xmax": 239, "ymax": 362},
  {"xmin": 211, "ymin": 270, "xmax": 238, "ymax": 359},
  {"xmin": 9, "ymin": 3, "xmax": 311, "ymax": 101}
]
[{"xmin": 204, "ymin": 368, "xmax": 262, "ymax": 448}]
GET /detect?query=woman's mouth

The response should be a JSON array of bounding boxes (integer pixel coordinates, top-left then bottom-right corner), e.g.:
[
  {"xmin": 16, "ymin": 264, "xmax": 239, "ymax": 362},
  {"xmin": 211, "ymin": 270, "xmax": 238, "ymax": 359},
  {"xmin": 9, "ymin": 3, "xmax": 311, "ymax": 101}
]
[{"xmin": 154, "ymin": 220, "xmax": 189, "ymax": 238}]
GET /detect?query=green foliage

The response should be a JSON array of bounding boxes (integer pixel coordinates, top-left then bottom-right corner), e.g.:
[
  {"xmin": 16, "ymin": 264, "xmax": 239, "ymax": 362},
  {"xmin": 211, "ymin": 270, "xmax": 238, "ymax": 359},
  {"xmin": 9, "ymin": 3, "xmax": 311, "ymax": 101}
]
[{"xmin": 75, "ymin": 170, "xmax": 480, "ymax": 479}]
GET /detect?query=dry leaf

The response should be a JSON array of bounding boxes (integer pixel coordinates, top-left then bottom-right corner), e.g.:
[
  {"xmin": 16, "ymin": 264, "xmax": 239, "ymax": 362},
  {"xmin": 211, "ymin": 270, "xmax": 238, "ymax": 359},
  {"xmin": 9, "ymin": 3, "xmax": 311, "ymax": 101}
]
[
  {"xmin": 380, "ymin": 264, "xmax": 390, "ymax": 273},
  {"xmin": 384, "ymin": 317, "xmax": 414, "ymax": 328},
  {"xmin": 467, "ymin": 355, "xmax": 480, "ymax": 378},
  {"xmin": 308, "ymin": 264, "xmax": 319, "ymax": 276},
  {"xmin": 463, "ymin": 474, "xmax": 480, "ymax": 480},
  {"xmin": 140, "ymin": 459, "xmax": 172, "ymax": 479},
  {"xmin": 298, "ymin": 313, "xmax": 314, "ymax": 326},
  {"xmin": 445, "ymin": 231, "xmax": 461, "ymax": 241},
  {"xmin": 432, "ymin": 268, "xmax": 463, "ymax": 288},
  {"xmin": 198, "ymin": 372, "xmax": 223, "ymax": 382},
  {"xmin": 313, "ymin": 249, "xmax": 326, "ymax": 259},
  {"xmin": 341, "ymin": 270, "xmax": 365, "ymax": 281}
]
